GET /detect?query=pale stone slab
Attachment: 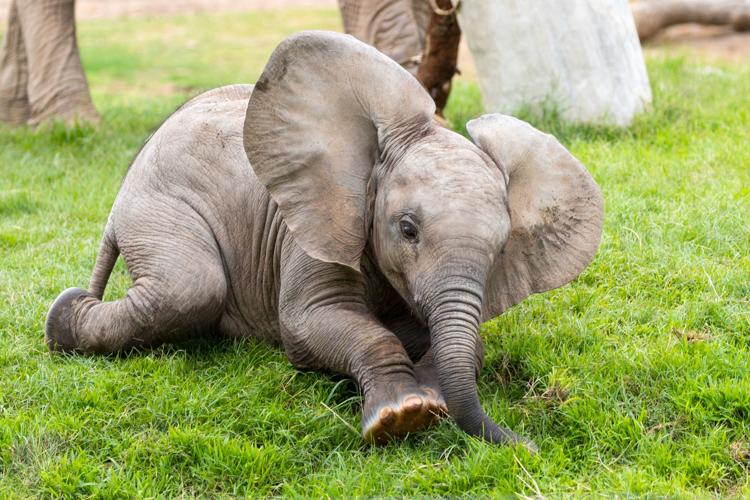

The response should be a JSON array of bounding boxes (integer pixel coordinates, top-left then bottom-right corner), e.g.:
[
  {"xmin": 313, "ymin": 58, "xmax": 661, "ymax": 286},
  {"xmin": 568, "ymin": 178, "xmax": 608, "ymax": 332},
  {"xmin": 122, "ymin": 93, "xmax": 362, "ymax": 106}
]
[{"xmin": 455, "ymin": 0, "xmax": 652, "ymax": 125}]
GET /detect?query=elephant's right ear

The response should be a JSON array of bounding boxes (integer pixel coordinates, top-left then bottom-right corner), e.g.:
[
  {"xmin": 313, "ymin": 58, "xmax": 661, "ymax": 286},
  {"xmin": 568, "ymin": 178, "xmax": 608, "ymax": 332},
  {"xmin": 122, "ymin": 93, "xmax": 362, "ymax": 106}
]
[{"xmin": 244, "ymin": 31, "xmax": 435, "ymax": 271}]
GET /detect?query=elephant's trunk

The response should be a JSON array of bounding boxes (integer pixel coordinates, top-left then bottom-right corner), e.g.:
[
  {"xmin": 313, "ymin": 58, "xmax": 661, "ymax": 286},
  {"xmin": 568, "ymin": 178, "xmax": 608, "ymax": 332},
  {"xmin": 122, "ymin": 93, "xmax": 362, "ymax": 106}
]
[{"xmin": 427, "ymin": 276, "xmax": 523, "ymax": 446}]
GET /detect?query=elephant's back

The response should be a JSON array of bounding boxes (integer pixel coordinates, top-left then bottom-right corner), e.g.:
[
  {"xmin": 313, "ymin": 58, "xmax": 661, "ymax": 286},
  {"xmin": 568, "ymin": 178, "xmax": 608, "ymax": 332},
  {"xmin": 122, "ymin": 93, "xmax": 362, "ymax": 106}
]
[{"xmin": 121, "ymin": 84, "xmax": 258, "ymax": 192}]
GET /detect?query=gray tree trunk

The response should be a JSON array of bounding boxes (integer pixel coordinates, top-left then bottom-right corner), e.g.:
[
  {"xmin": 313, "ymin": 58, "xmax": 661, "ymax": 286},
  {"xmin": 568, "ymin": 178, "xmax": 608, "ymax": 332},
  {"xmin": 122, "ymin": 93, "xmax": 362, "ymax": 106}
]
[
  {"xmin": 455, "ymin": 0, "xmax": 652, "ymax": 126},
  {"xmin": 0, "ymin": 0, "xmax": 98, "ymax": 128}
]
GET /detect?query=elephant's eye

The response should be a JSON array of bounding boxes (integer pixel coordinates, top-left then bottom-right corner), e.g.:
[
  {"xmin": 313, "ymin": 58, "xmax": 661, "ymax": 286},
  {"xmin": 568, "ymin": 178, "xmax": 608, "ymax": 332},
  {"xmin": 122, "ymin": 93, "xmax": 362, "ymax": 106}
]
[{"xmin": 399, "ymin": 219, "xmax": 419, "ymax": 242}]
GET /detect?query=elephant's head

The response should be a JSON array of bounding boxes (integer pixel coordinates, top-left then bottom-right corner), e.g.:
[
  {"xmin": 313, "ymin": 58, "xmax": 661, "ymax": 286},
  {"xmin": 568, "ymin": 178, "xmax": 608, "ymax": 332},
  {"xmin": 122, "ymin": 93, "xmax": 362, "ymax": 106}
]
[{"xmin": 244, "ymin": 31, "xmax": 603, "ymax": 444}]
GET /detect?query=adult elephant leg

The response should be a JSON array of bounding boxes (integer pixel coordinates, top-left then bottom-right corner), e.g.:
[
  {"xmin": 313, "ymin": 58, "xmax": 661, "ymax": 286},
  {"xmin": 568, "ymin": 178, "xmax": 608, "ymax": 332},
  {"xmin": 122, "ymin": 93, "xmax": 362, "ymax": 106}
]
[
  {"xmin": 338, "ymin": 0, "xmax": 424, "ymax": 76},
  {"xmin": 16, "ymin": 0, "xmax": 99, "ymax": 127},
  {"xmin": 46, "ymin": 209, "xmax": 226, "ymax": 354},
  {"xmin": 279, "ymin": 246, "xmax": 444, "ymax": 443},
  {"xmin": 0, "ymin": 0, "xmax": 31, "ymax": 126},
  {"xmin": 415, "ymin": 0, "xmax": 461, "ymax": 117}
]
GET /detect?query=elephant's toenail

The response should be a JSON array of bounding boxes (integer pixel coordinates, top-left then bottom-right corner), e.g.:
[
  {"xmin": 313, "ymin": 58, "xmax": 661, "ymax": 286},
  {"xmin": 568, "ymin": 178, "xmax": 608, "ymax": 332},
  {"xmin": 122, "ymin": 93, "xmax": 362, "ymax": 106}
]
[
  {"xmin": 403, "ymin": 396, "xmax": 423, "ymax": 413},
  {"xmin": 380, "ymin": 407, "xmax": 395, "ymax": 424}
]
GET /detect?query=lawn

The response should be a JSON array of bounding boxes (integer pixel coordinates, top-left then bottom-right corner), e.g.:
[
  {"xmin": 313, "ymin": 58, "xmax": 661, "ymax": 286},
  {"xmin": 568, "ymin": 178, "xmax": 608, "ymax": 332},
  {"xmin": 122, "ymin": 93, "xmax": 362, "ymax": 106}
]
[{"xmin": 1, "ymin": 7, "xmax": 749, "ymax": 497}]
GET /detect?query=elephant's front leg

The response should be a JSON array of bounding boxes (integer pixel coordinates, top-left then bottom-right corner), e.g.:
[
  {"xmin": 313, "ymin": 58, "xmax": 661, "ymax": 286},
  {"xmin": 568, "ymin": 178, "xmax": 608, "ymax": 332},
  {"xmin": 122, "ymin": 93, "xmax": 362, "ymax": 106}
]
[
  {"xmin": 278, "ymin": 249, "xmax": 444, "ymax": 443},
  {"xmin": 285, "ymin": 306, "xmax": 444, "ymax": 443}
]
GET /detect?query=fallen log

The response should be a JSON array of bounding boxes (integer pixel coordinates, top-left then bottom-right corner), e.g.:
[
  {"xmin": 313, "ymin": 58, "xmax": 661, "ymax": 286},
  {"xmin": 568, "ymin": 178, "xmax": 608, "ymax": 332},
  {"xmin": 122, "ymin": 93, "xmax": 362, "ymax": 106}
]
[{"xmin": 632, "ymin": 0, "xmax": 750, "ymax": 42}]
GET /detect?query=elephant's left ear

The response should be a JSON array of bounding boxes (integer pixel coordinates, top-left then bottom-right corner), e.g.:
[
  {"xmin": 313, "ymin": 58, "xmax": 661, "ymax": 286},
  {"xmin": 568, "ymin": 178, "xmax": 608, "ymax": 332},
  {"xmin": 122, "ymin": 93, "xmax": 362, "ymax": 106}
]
[{"xmin": 467, "ymin": 114, "xmax": 604, "ymax": 321}]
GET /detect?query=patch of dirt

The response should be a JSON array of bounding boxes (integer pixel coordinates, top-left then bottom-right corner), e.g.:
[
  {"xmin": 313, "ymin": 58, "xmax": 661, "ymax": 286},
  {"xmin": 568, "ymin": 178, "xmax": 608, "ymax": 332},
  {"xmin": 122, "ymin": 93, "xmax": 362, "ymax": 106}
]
[
  {"xmin": 730, "ymin": 441, "xmax": 750, "ymax": 465},
  {"xmin": 646, "ymin": 416, "xmax": 687, "ymax": 437},
  {"xmin": 672, "ymin": 328, "xmax": 713, "ymax": 343},
  {"xmin": 521, "ymin": 379, "xmax": 570, "ymax": 409},
  {"xmin": 535, "ymin": 385, "xmax": 570, "ymax": 406}
]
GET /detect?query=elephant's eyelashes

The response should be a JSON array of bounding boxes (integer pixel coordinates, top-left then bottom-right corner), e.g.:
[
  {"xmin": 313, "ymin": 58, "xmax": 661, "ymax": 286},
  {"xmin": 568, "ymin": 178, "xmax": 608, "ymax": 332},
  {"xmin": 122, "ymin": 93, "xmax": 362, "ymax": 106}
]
[{"xmin": 399, "ymin": 219, "xmax": 419, "ymax": 242}]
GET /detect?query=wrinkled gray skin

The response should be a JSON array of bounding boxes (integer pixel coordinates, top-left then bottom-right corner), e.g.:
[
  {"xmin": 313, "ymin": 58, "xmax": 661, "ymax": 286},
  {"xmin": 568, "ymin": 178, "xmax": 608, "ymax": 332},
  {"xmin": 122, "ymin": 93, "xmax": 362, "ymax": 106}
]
[
  {"xmin": 46, "ymin": 32, "xmax": 603, "ymax": 447},
  {"xmin": 338, "ymin": 0, "xmax": 429, "ymax": 76},
  {"xmin": 0, "ymin": 0, "xmax": 99, "ymax": 127}
]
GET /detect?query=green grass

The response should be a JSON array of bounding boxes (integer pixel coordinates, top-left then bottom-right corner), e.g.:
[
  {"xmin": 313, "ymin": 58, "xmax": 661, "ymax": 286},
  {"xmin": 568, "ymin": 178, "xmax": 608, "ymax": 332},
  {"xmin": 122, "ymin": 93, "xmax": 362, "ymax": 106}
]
[{"xmin": 2, "ymin": 8, "xmax": 750, "ymax": 497}]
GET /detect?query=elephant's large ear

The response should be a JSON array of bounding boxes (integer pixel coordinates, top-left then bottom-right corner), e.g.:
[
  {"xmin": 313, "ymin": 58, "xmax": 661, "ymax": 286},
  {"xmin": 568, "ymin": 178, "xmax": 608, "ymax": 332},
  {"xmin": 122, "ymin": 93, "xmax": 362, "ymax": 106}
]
[
  {"xmin": 467, "ymin": 114, "xmax": 604, "ymax": 320},
  {"xmin": 244, "ymin": 31, "xmax": 435, "ymax": 271}
]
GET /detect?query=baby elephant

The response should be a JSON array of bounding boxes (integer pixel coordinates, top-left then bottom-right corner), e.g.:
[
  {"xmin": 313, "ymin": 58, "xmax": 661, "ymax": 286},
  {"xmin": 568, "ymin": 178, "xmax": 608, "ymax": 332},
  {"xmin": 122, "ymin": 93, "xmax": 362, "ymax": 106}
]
[{"xmin": 46, "ymin": 31, "xmax": 603, "ymax": 446}]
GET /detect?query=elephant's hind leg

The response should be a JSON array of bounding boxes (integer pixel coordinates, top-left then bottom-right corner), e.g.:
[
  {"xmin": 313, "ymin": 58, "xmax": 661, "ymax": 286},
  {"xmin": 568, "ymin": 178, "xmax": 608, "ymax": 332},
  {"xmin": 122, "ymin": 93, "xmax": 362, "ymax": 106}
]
[{"xmin": 46, "ymin": 225, "xmax": 227, "ymax": 354}]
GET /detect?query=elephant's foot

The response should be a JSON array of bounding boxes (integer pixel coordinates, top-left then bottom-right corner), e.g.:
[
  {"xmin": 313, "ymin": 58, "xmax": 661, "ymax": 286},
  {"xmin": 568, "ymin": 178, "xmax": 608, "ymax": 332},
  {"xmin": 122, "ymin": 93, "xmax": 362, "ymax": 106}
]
[
  {"xmin": 29, "ymin": 104, "xmax": 100, "ymax": 129},
  {"xmin": 45, "ymin": 287, "xmax": 92, "ymax": 353},
  {"xmin": 28, "ymin": 95, "xmax": 100, "ymax": 129},
  {"xmin": 362, "ymin": 382, "xmax": 447, "ymax": 444},
  {"xmin": 0, "ymin": 96, "xmax": 30, "ymax": 127}
]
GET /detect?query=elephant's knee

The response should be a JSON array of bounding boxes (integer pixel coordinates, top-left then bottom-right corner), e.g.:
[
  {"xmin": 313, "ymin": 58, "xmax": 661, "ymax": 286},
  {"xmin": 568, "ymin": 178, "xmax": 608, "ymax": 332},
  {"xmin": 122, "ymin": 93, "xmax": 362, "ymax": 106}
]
[
  {"xmin": 133, "ymin": 270, "xmax": 227, "ymax": 334},
  {"xmin": 279, "ymin": 326, "xmax": 318, "ymax": 371}
]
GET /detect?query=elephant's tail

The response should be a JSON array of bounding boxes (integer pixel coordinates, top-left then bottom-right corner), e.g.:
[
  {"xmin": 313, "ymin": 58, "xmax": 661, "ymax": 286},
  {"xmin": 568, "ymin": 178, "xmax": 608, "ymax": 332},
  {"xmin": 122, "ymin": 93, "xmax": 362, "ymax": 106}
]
[{"xmin": 88, "ymin": 223, "xmax": 119, "ymax": 300}]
